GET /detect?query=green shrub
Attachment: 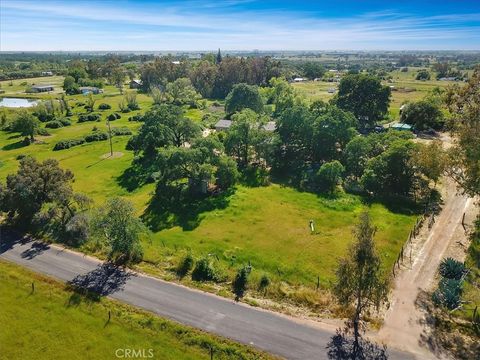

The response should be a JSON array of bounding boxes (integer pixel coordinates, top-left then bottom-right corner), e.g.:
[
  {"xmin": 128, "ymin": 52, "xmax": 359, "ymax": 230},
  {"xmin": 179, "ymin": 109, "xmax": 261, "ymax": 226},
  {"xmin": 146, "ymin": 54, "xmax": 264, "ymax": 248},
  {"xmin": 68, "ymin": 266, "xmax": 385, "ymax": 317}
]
[
  {"xmin": 191, "ymin": 257, "xmax": 217, "ymax": 282},
  {"xmin": 98, "ymin": 103, "xmax": 112, "ymax": 110},
  {"xmin": 128, "ymin": 114, "xmax": 143, "ymax": 122},
  {"xmin": 259, "ymin": 274, "xmax": 270, "ymax": 291},
  {"xmin": 45, "ymin": 118, "xmax": 71, "ymax": 128},
  {"xmin": 53, "ymin": 138, "xmax": 85, "ymax": 151},
  {"xmin": 22, "ymin": 137, "xmax": 32, "ymax": 146},
  {"xmin": 45, "ymin": 120, "xmax": 64, "ymax": 129},
  {"xmin": 111, "ymin": 127, "xmax": 132, "ymax": 136},
  {"xmin": 232, "ymin": 265, "xmax": 251, "ymax": 299},
  {"xmin": 78, "ymin": 113, "xmax": 101, "ymax": 123},
  {"xmin": 439, "ymin": 257, "xmax": 466, "ymax": 280},
  {"xmin": 107, "ymin": 113, "xmax": 121, "ymax": 121},
  {"xmin": 84, "ymin": 132, "xmax": 108, "ymax": 142},
  {"xmin": 59, "ymin": 118, "xmax": 72, "ymax": 126},
  {"xmin": 177, "ymin": 254, "xmax": 194, "ymax": 277},
  {"xmin": 36, "ymin": 128, "xmax": 50, "ymax": 136}
]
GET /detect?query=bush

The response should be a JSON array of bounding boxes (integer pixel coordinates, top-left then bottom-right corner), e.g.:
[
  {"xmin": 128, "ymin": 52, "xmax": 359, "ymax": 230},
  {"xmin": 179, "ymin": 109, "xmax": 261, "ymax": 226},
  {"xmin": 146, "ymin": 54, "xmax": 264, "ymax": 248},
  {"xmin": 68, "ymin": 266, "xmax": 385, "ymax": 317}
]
[
  {"xmin": 59, "ymin": 118, "xmax": 72, "ymax": 126},
  {"xmin": 258, "ymin": 274, "xmax": 270, "ymax": 291},
  {"xmin": 107, "ymin": 113, "xmax": 121, "ymax": 121},
  {"xmin": 191, "ymin": 257, "xmax": 217, "ymax": 282},
  {"xmin": 22, "ymin": 137, "xmax": 32, "ymax": 146},
  {"xmin": 98, "ymin": 103, "xmax": 112, "ymax": 110},
  {"xmin": 232, "ymin": 265, "xmax": 251, "ymax": 299},
  {"xmin": 78, "ymin": 113, "xmax": 101, "ymax": 123},
  {"xmin": 111, "ymin": 127, "xmax": 132, "ymax": 136},
  {"xmin": 314, "ymin": 160, "xmax": 345, "ymax": 193},
  {"xmin": 439, "ymin": 257, "xmax": 466, "ymax": 280},
  {"xmin": 432, "ymin": 278, "xmax": 463, "ymax": 310},
  {"xmin": 45, "ymin": 120, "xmax": 64, "ymax": 129},
  {"xmin": 84, "ymin": 131, "xmax": 108, "ymax": 143},
  {"xmin": 177, "ymin": 254, "xmax": 194, "ymax": 277},
  {"xmin": 53, "ymin": 138, "xmax": 85, "ymax": 150},
  {"xmin": 128, "ymin": 114, "xmax": 143, "ymax": 122},
  {"xmin": 36, "ymin": 128, "xmax": 50, "ymax": 136},
  {"xmin": 64, "ymin": 213, "xmax": 89, "ymax": 246}
]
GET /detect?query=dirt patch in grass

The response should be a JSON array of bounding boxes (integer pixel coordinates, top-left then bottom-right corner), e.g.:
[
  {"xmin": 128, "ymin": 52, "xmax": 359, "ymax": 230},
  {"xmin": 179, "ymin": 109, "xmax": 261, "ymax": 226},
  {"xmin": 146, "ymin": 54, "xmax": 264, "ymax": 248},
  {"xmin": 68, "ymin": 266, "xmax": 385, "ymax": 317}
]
[{"xmin": 100, "ymin": 151, "xmax": 124, "ymax": 159}]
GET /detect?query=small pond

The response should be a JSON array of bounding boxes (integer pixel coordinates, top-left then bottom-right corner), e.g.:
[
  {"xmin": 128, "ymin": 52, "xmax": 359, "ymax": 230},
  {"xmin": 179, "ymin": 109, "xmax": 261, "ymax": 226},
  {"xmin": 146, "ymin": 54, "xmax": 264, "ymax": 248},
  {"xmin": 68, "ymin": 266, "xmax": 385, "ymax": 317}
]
[{"xmin": 0, "ymin": 97, "xmax": 39, "ymax": 108}]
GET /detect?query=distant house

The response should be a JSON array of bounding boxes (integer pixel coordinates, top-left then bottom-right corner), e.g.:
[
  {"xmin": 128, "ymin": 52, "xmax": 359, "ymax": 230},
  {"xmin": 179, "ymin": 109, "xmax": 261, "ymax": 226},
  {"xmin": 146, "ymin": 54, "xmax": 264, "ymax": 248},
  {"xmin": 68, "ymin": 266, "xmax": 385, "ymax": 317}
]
[
  {"xmin": 30, "ymin": 85, "xmax": 54, "ymax": 93},
  {"xmin": 129, "ymin": 79, "xmax": 143, "ymax": 89},
  {"xmin": 390, "ymin": 123, "xmax": 413, "ymax": 132},
  {"xmin": 171, "ymin": 61, "xmax": 180, "ymax": 65},
  {"xmin": 79, "ymin": 87, "xmax": 103, "ymax": 95},
  {"xmin": 263, "ymin": 121, "xmax": 276, "ymax": 132},
  {"xmin": 41, "ymin": 71, "xmax": 53, "ymax": 76},
  {"xmin": 215, "ymin": 119, "xmax": 232, "ymax": 131},
  {"xmin": 438, "ymin": 77, "xmax": 457, "ymax": 81},
  {"xmin": 215, "ymin": 119, "xmax": 276, "ymax": 132},
  {"xmin": 293, "ymin": 77, "xmax": 306, "ymax": 82}
]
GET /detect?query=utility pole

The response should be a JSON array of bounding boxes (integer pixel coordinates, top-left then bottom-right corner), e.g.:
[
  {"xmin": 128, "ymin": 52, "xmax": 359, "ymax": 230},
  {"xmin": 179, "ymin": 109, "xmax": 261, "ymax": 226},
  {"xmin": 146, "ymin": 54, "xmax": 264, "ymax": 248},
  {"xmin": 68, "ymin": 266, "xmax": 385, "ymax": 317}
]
[{"xmin": 106, "ymin": 120, "xmax": 113, "ymax": 156}]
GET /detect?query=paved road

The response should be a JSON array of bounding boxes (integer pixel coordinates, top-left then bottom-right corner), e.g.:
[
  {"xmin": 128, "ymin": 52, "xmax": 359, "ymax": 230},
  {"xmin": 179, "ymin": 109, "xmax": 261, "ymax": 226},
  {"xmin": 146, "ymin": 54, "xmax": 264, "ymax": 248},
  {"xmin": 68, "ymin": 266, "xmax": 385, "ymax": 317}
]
[{"xmin": 0, "ymin": 235, "xmax": 414, "ymax": 360}]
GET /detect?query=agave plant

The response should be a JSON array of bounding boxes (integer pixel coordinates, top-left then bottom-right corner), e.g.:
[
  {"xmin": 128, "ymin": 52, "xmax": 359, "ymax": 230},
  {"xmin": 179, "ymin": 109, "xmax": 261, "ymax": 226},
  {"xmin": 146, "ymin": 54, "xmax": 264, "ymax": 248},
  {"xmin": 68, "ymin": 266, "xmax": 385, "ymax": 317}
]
[
  {"xmin": 438, "ymin": 257, "xmax": 466, "ymax": 280},
  {"xmin": 432, "ymin": 278, "xmax": 463, "ymax": 310}
]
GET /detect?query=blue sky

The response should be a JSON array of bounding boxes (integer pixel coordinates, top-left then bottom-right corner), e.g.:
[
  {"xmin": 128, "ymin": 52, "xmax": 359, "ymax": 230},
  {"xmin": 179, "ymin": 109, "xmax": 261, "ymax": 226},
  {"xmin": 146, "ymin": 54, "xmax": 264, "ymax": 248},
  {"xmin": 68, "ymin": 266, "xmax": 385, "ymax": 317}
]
[{"xmin": 1, "ymin": 0, "xmax": 480, "ymax": 51}]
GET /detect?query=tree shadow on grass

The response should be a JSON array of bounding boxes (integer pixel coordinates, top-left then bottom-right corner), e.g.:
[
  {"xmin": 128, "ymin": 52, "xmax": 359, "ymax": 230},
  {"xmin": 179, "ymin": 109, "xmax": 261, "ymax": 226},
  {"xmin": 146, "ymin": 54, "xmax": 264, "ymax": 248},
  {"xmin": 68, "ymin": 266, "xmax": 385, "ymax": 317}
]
[
  {"xmin": 66, "ymin": 263, "xmax": 133, "ymax": 303},
  {"xmin": 326, "ymin": 328, "xmax": 389, "ymax": 360},
  {"xmin": 116, "ymin": 165, "xmax": 151, "ymax": 192},
  {"xmin": 361, "ymin": 194, "xmax": 423, "ymax": 216},
  {"xmin": 142, "ymin": 185, "xmax": 233, "ymax": 232},
  {"xmin": 2, "ymin": 140, "xmax": 29, "ymax": 151}
]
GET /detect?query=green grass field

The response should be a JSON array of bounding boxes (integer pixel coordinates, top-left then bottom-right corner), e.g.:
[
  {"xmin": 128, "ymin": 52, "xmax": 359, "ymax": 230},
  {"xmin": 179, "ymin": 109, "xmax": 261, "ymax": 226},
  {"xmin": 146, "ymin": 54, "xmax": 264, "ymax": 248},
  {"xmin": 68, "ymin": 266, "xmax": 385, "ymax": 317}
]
[
  {"xmin": 143, "ymin": 185, "xmax": 417, "ymax": 286},
  {"xmin": 1, "ymin": 75, "xmax": 418, "ymax": 305},
  {"xmin": 292, "ymin": 68, "xmax": 459, "ymax": 120},
  {"xmin": 0, "ymin": 259, "xmax": 274, "ymax": 360}
]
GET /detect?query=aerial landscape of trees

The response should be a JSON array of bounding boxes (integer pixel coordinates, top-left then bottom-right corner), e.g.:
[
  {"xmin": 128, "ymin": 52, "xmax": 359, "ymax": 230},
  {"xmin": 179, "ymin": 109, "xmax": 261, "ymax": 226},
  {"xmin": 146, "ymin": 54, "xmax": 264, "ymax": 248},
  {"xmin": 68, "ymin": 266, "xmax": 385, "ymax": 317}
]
[{"xmin": 0, "ymin": 50, "xmax": 479, "ymax": 360}]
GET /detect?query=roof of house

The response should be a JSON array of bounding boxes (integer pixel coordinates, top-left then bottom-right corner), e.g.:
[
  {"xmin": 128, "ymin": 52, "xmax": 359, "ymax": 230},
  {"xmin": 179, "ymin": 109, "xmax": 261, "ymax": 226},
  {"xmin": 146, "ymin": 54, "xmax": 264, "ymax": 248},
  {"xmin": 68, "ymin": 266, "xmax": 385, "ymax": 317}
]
[
  {"xmin": 263, "ymin": 121, "xmax": 276, "ymax": 132},
  {"xmin": 215, "ymin": 119, "xmax": 232, "ymax": 129},
  {"xmin": 32, "ymin": 84, "xmax": 54, "ymax": 89},
  {"xmin": 131, "ymin": 79, "xmax": 142, "ymax": 84},
  {"xmin": 390, "ymin": 123, "xmax": 413, "ymax": 130}
]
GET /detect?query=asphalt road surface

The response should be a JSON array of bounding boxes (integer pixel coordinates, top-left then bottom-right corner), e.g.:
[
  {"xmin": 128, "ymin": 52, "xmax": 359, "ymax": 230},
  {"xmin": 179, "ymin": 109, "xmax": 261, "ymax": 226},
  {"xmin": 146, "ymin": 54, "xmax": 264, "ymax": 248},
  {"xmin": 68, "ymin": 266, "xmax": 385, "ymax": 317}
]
[{"xmin": 0, "ymin": 235, "xmax": 415, "ymax": 360}]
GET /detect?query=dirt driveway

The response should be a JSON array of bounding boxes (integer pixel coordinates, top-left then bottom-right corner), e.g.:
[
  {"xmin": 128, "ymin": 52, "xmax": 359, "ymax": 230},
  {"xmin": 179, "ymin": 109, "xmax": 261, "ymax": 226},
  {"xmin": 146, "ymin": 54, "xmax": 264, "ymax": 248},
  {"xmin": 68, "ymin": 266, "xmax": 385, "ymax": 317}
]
[{"xmin": 376, "ymin": 176, "xmax": 476, "ymax": 359}]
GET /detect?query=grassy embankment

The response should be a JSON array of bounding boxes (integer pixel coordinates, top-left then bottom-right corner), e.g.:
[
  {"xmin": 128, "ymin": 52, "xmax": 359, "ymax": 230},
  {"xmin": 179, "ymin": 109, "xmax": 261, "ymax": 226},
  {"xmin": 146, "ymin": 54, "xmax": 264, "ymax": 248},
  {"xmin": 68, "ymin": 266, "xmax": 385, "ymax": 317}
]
[{"xmin": 0, "ymin": 259, "xmax": 276, "ymax": 360}]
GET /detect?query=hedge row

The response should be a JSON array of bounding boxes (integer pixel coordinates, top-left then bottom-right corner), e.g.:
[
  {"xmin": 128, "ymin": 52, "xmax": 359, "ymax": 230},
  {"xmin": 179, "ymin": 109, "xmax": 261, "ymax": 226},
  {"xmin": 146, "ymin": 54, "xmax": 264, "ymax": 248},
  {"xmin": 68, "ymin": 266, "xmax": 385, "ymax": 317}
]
[
  {"xmin": 53, "ymin": 138, "xmax": 85, "ymax": 151},
  {"xmin": 53, "ymin": 128, "xmax": 132, "ymax": 151},
  {"xmin": 111, "ymin": 127, "xmax": 132, "ymax": 136},
  {"xmin": 84, "ymin": 132, "xmax": 109, "ymax": 142}
]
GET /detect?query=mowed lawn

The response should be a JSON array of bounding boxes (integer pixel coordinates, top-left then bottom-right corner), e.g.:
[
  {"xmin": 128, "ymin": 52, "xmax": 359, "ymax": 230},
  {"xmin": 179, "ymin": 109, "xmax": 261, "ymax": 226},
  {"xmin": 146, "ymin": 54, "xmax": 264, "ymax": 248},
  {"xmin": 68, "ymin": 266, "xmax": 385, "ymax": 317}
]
[
  {"xmin": 145, "ymin": 185, "xmax": 417, "ymax": 285},
  {"xmin": 0, "ymin": 260, "xmax": 274, "ymax": 360}
]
